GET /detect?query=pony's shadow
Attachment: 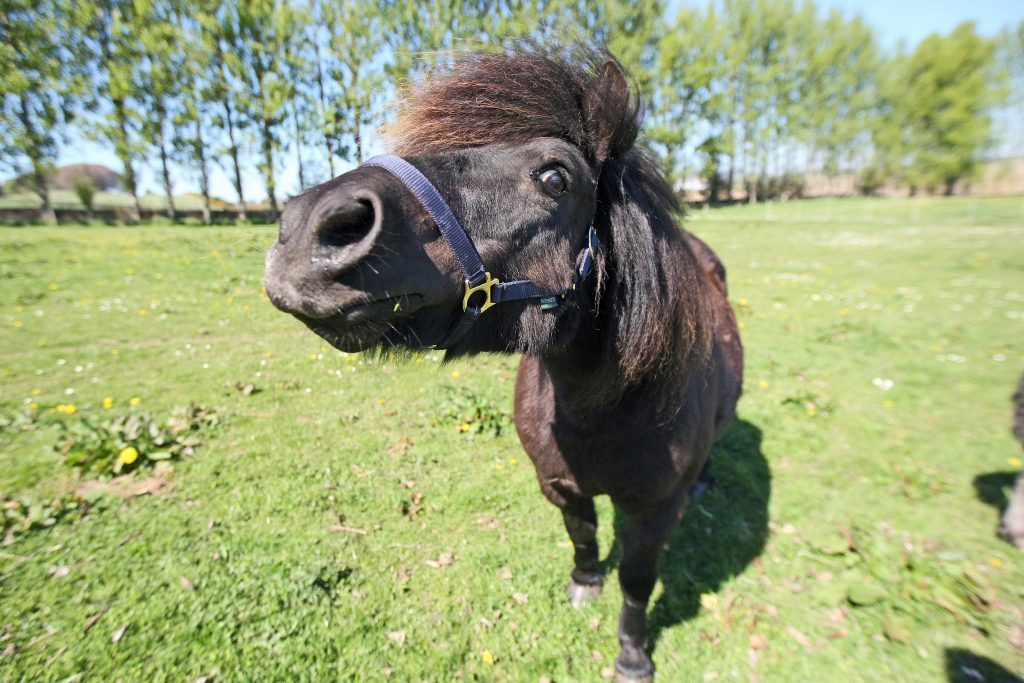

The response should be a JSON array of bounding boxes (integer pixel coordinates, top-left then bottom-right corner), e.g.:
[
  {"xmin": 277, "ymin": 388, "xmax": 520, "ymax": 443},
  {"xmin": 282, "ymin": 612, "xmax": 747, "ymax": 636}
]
[
  {"xmin": 973, "ymin": 471, "xmax": 1018, "ymax": 512},
  {"xmin": 944, "ymin": 648, "xmax": 1023, "ymax": 682},
  {"xmin": 600, "ymin": 418, "xmax": 771, "ymax": 651}
]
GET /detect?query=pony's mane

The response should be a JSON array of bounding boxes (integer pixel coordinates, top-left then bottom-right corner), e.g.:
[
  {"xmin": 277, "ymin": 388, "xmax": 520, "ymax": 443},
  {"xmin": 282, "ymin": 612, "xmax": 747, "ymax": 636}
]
[
  {"xmin": 390, "ymin": 49, "xmax": 713, "ymax": 394},
  {"xmin": 387, "ymin": 49, "xmax": 637, "ymax": 165}
]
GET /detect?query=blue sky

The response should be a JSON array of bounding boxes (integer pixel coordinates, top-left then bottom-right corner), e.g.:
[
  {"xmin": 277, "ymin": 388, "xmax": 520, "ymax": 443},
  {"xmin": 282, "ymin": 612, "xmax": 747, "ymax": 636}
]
[{"xmin": 52, "ymin": 1, "xmax": 1024, "ymax": 203}]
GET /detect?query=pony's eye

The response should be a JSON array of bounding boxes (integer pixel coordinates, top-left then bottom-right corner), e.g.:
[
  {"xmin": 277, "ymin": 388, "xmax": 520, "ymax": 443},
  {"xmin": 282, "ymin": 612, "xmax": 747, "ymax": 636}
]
[{"xmin": 537, "ymin": 168, "xmax": 568, "ymax": 196}]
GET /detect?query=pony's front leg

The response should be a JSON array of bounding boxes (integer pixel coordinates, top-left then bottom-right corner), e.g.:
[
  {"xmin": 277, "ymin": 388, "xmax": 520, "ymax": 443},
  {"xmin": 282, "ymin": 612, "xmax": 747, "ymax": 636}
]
[
  {"xmin": 613, "ymin": 491, "xmax": 688, "ymax": 682},
  {"xmin": 559, "ymin": 494, "xmax": 604, "ymax": 606}
]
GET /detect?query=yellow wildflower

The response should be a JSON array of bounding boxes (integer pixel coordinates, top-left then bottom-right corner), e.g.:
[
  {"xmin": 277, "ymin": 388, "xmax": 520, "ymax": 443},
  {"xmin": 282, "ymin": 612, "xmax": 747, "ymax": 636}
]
[
  {"xmin": 758, "ymin": 380, "xmax": 769, "ymax": 389},
  {"xmin": 990, "ymin": 557, "xmax": 1002, "ymax": 568},
  {"xmin": 138, "ymin": 308, "xmax": 147, "ymax": 316},
  {"xmin": 102, "ymin": 397, "xmax": 114, "ymax": 410},
  {"xmin": 451, "ymin": 370, "xmax": 461, "ymax": 379},
  {"xmin": 55, "ymin": 404, "xmax": 77, "ymax": 414},
  {"xmin": 48, "ymin": 283, "xmax": 58, "ymax": 291},
  {"xmin": 1009, "ymin": 457, "xmax": 1022, "ymax": 468},
  {"xmin": 883, "ymin": 400, "xmax": 894, "ymax": 409},
  {"xmin": 13, "ymin": 320, "xmax": 23, "ymax": 328},
  {"xmin": 805, "ymin": 403, "xmax": 816, "ymax": 417},
  {"xmin": 119, "ymin": 446, "xmax": 139, "ymax": 465},
  {"xmin": 28, "ymin": 402, "xmax": 38, "ymax": 410},
  {"xmin": 480, "ymin": 651, "xmax": 495, "ymax": 665},
  {"xmin": 129, "ymin": 396, "xmax": 141, "ymax": 406},
  {"xmin": 457, "ymin": 423, "xmax": 471, "ymax": 433}
]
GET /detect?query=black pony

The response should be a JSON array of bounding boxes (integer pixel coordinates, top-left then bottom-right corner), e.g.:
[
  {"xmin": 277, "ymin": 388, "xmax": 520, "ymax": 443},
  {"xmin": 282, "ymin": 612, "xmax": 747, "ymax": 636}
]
[{"xmin": 265, "ymin": 49, "xmax": 743, "ymax": 681}]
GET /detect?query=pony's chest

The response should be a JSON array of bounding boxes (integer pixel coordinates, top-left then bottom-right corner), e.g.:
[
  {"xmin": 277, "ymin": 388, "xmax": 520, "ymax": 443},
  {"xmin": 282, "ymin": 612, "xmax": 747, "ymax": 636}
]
[{"xmin": 534, "ymin": 420, "xmax": 690, "ymax": 503}]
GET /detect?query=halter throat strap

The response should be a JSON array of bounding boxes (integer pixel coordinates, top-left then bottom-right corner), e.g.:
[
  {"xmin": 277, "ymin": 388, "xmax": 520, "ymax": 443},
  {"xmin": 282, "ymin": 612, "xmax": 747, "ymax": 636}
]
[{"xmin": 362, "ymin": 154, "xmax": 598, "ymax": 349}]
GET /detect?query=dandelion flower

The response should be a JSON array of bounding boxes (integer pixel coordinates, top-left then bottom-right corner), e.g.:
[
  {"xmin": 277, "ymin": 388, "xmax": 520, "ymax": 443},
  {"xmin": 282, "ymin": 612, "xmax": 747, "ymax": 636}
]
[
  {"xmin": 48, "ymin": 283, "xmax": 58, "ymax": 291},
  {"xmin": 55, "ymin": 404, "xmax": 77, "ymax": 414},
  {"xmin": 129, "ymin": 396, "xmax": 141, "ymax": 406},
  {"xmin": 990, "ymin": 557, "xmax": 1003, "ymax": 568},
  {"xmin": 480, "ymin": 650, "xmax": 495, "ymax": 665},
  {"xmin": 13, "ymin": 320, "xmax": 23, "ymax": 328},
  {"xmin": 1010, "ymin": 457, "xmax": 1022, "ymax": 468},
  {"xmin": 102, "ymin": 397, "xmax": 114, "ymax": 410},
  {"xmin": 451, "ymin": 370, "xmax": 461, "ymax": 379},
  {"xmin": 758, "ymin": 380, "xmax": 769, "ymax": 389},
  {"xmin": 457, "ymin": 423, "xmax": 471, "ymax": 433},
  {"xmin": 119, "ymin": 446, "xmax": 139, "ymax": 465}
]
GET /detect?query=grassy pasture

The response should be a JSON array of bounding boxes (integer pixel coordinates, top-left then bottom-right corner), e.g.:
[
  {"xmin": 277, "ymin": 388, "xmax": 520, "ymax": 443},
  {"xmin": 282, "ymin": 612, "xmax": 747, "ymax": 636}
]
[{"xmin": 0, "ymin": 196, "xmax": 1022, "ymax": 681}]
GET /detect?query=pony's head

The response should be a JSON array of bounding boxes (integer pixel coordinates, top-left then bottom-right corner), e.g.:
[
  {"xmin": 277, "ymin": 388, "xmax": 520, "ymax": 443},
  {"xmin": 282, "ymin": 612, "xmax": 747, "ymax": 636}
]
[{"xmin": 265, "ymin": 49, "xmax": 710, "ymax": 384}]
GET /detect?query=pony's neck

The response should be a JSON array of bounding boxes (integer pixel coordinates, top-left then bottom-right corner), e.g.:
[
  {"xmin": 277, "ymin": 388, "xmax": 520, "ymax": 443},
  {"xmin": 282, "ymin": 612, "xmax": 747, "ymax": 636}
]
[{"xmin": 539, "ymin": 281, "xmax": 671, "ymax": 425}]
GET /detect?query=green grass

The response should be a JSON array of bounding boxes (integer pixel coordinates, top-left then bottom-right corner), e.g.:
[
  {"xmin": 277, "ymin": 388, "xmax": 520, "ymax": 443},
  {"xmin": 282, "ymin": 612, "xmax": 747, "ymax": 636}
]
[{"xmin": 1, "ymin": 196, "xmax": 1022, "ymax": 681}]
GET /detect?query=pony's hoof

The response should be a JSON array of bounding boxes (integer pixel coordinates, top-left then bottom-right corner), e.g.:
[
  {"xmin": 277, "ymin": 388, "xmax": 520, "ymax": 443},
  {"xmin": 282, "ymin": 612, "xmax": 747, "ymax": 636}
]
[
  {"xmin": 614, "ymin": 650, "xmax": 654, "ymax": 682},
  {"xmin": 613, "ymin": 667, "xmax": 654, "ymax": 683},
  {"xmin": 566, "ymin": 580, "xmax": 602, "ymax": 607}
]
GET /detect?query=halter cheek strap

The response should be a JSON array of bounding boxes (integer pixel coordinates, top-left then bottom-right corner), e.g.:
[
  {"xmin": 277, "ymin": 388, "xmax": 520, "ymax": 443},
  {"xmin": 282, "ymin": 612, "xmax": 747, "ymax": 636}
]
[{"xmin": 362, "ymin": 154, "xmax": 599, "ymax": 349}]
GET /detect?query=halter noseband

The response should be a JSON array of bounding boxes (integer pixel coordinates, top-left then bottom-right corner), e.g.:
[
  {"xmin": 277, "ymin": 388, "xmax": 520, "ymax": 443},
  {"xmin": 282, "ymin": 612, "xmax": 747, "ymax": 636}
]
[{"xmin": 362, "ymin": 154, "xmax": 599, "ymax": 349}]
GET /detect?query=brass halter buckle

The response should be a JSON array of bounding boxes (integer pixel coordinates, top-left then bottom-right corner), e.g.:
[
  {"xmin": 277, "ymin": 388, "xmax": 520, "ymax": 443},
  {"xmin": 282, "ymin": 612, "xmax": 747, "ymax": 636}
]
[{"xmin": 463, "ymin": 272, "xmax": 500, "ymax": 313}]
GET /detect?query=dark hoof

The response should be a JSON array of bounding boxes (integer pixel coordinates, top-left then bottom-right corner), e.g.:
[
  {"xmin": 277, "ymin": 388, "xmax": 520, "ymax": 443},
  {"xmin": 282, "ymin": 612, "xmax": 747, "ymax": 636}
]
[
  {"xmin": 566, "ymin": 580, "xmax": 603, "ymax": 607},
  {"xmin": 613, "ymin": 666, "xmax": 654, "ymax": 683},
  {"xmin": 615, "ymin": 650, "xmax": 654, "ymax": 683}
]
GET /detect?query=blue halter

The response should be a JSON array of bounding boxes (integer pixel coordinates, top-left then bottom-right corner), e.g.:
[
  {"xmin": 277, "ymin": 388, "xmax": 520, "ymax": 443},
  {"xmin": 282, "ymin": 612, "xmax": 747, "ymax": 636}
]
[{"xmin": 362, "ymin": 154, "xmax": 599, "ymax": 348}]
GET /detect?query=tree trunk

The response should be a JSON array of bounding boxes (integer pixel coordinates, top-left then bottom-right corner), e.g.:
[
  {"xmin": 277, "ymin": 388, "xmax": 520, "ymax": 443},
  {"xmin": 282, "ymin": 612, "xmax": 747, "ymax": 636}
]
[
  {"xmin": 19, "ymin": 93, "xmax": 55, "ymax": 224},
  {"xmin": 193, "ymin": 116, "xmax": 212, "ymax": 224},
  {"xmin": 353, "ymin": 102, "xmax": 363, "ymax": 164},
  {"xmin": 115, "ymin": 99, "xmax": 142, "ymax": 222},
  {"xmin": 291, "ymin": 100, "xmax": 306, "ymax": 190},
  {"xmin": 260, "ymin": 116, "xmax": 279, "ymax": 221},
  {"xmin": 216, "ymin": 51, "xmax": 246, "ymax": 221},
  {"xmin": 313, "ymin": 32, "xmax": 335, "ymax": 178},
  {"xmin": 98, "ymin": 12, "xmax": 140, "ymax": 223},
  {"xmin": 252, "ymin": 58, "xmax": 279, "ymax": 222},
  {"xmin": 156, "ymin": 107, "xmax": 177, "ymax": 220}
]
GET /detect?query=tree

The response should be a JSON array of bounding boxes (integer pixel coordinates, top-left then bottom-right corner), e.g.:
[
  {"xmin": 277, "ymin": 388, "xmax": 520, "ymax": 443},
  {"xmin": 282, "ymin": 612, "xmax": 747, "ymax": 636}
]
[
  {"xmin": 72, "ymin": 173, "xmax": 96, "ymax": 220},
  {"xmin": 171, "ymin": 1, "xmax": 214, "ymax": 223},
  {"xmin": 0, "ymin": 0, "xmax": 80, "ymax": 223},
  {"xmin": 895, "ymin": 22, "xmax": 1001, "ymax": 194},
  {"xmin": 234, "ymin": 0, "xmax": 296, "ymax": 221},
  {"xmin": 136, "ymin": 0, "xmax": 183, "ymax": 220},
  {"xmin": 200, "ymin": 3, "xmax": 248, "ymax": 220},
  {"xmin": 72, "ymin": 0, "xmax": 145, "ymax": 221}
]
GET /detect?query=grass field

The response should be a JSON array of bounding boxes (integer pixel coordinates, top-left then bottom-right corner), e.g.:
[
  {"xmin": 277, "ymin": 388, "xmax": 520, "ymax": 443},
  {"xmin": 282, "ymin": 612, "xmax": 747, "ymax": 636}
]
[{"xmin": 1, "ymin": 196, "xmax": 1022, "ymax": 681}]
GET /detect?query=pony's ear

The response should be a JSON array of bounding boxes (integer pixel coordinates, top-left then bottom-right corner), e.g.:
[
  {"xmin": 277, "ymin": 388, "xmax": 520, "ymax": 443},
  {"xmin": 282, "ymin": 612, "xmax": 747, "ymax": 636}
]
[{"xmin": 584, "ymin": 59, "xmax": 637, "ymax": 164}]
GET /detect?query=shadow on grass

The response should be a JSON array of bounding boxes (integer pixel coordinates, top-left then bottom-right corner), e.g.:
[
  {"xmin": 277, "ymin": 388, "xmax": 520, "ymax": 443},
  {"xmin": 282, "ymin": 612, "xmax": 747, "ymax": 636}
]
[
  {"xmin": 599, "ymin": 418, "xmax": 770, "ymax": 651},
  {"xmin": 973, "ymin": 471, "xmax": 1018, "ymax": 511},
  {"xmin": 944, "ymin": 648, "xmax": 1022, "ymax": 683}
]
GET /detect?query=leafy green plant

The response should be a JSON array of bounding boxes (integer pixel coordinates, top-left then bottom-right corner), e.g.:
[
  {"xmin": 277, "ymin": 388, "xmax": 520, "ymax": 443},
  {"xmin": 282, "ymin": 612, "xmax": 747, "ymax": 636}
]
[
  {"xmin": 55, "ymin": 404, "xmax": 219, "ymax": 476},
  {"xmin": 1, "ymin": 490, "xmax": 105, "ymax": 544},
  {"xmin": 437, "ymin": 386, "xmax": 511, "ymax": 437}
]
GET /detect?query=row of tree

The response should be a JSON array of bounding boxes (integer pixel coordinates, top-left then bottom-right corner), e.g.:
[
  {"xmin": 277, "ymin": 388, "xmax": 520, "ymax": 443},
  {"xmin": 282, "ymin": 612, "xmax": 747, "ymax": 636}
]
[{"xmin": 1, "ymin": 0, "xmax": 1020, "ymax": 223}]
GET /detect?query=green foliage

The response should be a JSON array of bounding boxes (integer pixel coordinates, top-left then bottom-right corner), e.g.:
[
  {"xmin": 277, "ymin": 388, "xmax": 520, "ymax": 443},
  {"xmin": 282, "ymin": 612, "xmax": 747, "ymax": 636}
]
[
  {"xmin": 55, "ymin": 404, "xmax": 219, "ymax": 476},
  {"xmin": 72, "ymin": 173, "xmax": 96, "ymax": 211},
  {"xmin": 0, "ymin": 0, "xmax": 81, "ymax": 217},
  {"xmin": 2, "ymin": 490, "xmax": 103, "ymax": 543},
  {"xmin": 873, "ymin": 23, "xmax": 1003, "ymax": 194},
  {"xmin": 437, "ymin": 385, "xmax": 511, "ymax": 437}
]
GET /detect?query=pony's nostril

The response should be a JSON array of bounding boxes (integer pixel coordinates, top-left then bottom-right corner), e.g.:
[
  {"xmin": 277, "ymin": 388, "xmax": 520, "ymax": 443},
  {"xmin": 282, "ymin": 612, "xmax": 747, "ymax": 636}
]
[{"xmin": 316, "ymin": 198, "xmax": 376, "ymax": 249}]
